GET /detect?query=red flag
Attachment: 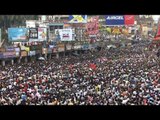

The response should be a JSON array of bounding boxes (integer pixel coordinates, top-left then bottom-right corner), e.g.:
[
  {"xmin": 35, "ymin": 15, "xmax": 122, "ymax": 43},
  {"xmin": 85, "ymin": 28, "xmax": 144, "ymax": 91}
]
[{"xmin": 89, "ymin": 63, "xmax": 97, "ymax": 70}]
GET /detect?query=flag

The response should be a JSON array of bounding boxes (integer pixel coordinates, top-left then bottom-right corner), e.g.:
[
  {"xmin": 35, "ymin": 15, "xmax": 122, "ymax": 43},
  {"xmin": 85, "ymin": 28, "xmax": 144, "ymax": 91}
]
[{"xmin": 89, "ymin": 63, "xmax": 97, "ymax": 70}]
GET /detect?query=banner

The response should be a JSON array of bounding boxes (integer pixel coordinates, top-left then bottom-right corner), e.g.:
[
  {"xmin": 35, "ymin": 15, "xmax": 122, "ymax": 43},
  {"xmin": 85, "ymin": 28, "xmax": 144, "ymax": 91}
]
[
  {"xmin": 86, "ymin": 16, "xmax": 99, "ymax": 35},
  {"xmin": 29, "ymin": 28, "xmax": 38, "ymax": 40},
  {"xmin": 21, "ymin": 51, "xmax": 28, "ymax": 57},
  {"xmin": 124, "ymin": 15, "xmax": 135, "ymax": 25},
  {"xmin": 105, "ymin": 15, "xmax": 125, "ymax": 26},
  {"xmin": 55, "ymin": 29, "xmax": 73, "ymax": 41},
  {"xmin": 3, "ymin": 52, "xmax": 16, "ymax": 58},
  {"xmin": 69, "ymin": 15, "xmax": 87, "ymax": 23},
  {"xmin": 38, "ymin": 28, "xmax": 47, "ymax": 41},
  {"xmin": 8, "ymin": 28, "xmax": 28, "ymax": 41}
]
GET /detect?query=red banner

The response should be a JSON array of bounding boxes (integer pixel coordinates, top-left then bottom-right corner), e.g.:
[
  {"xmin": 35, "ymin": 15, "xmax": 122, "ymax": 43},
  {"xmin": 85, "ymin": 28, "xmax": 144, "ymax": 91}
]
[
  {"xmin": 86, "ymin": 16, "xmax": 99, "ymax": 35},
  {"xmin": 124, "ymin": 15, "xmax": 135, "ymax": 25}
]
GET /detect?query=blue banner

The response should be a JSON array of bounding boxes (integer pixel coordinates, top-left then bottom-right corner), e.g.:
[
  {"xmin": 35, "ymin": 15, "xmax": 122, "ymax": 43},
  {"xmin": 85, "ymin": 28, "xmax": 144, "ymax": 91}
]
[
  {"xmin": 105, "ymin": 15, "xmax": 125, "ymax": 26},
  {"xmin": 8, "ymin": 28, "xmax": 28, "ymax": 41}
]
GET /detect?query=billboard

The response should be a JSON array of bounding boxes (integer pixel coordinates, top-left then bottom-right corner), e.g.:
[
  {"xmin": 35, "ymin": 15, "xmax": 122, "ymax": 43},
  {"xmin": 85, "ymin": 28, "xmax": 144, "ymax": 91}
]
[
  {"xmin": 29, "ymin": 28, "xmax": 38, "ymax": 39},
  {"xmin": 86, "ymin": 16, "xmax": 99, "ymax": 35},
  {"xmin": 8, "ymin": 28, "xmax": 28, "ymax": 41},
  {"xmin": 106, "ymin": 15, "xmax": 135, "ymax": 26},
  {"xmin": 38, "ymin": 28, "xmax": 47, "ymax": 41},
  {"xmin": 55, "ymin": 29, "xmax": 73, "ymax": 41},
  {"xmin": 69, "ymin": 15, "xmax": 87, "ymax": 23},
  {"xmin": 124, "ymin": 15, "xmax": 135, "ymax": 25},
  {"xmin": 106, "ymin": 15, "xmax": 125, "ymax": 26}
]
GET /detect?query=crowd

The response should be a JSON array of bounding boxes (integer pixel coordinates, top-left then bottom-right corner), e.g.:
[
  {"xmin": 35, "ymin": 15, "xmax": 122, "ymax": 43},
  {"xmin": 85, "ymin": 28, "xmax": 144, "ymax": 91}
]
[{"xmin": 0, "ymin": 40, "xmax": 160, "ymax": 105}]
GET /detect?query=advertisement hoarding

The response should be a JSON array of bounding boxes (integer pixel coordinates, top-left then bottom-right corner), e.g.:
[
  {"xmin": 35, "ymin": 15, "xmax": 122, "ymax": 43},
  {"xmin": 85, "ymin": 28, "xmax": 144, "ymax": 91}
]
[
  {"xmin": 38, "ymin": 28, "xmax": 47, "ymax": 41},
  {"xmin": 105, "ymin": 15, "xmax": 125, "ymax": 26},
  {"xmin": 105, "ymin": 15, "xmax": 135, "ymax": 26},
  {"xmin": 86, "ymin": 16, "xmax": 99, "ymax": 35},
  {"xmin": 124, "ymin": 15, "xmax": 135, "ymax": 25},
  {"xmin": 29, "ymin": 28, "xmax": 38, "ymax": 41},
  {"xmin": 8, "ymin": 28, "xmax": 28, "ymax": 42},
  {"xmin": 69, "ymin": 15, "xmax": 87, "ymax": 23},
  {"xmin": 55, "ymin": 29, "xmax": 73, "ymax": 41}
]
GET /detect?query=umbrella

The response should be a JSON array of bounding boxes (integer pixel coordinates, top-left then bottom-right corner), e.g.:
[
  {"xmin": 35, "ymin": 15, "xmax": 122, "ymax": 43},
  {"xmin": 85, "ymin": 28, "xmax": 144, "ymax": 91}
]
[{"xmin": 38, "ymin": 57, "xmax": 45, "ymax": 61}]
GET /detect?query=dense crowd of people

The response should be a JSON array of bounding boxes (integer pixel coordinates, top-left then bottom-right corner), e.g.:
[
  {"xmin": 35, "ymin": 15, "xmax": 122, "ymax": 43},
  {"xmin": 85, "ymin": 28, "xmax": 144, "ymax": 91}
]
[{"xmin": 0, "ymin": 40, "xmax": 160, "ymax": 105}]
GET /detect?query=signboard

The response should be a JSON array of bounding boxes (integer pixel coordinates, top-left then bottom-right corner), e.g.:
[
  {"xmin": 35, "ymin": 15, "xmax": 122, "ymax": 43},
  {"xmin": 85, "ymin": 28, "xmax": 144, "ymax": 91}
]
[
  {"xmin": 3, "ymin": 52, "xmax": 16, "ymax": 58},
  {"xmin": 124, "ymin": 15, "xmax": 135, "ymax": 25},
  {"xmin": 69, "ymin": 15, "xmax": 87, "ymax": 23},
  {"xmin": 29, "ymin": 28, "xmax": 38, "ymax": 39},
  {"xmin": 8, "ymin": 28, "xmax": 28, "ymax": 41},
  {"xmin": 55, "ymin": 29, "xmax": 73, "ymax": 41},
  {"xmin": 38, "ymin": 28, "xmax": 47, "ymax": 41},
  {"xmin": 21, "ymin": 51, "xmax": 28, "ymax": 57},
  {"xmin": 105, "ymin": 15, "xmax": 125, "ymax": 26}
]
